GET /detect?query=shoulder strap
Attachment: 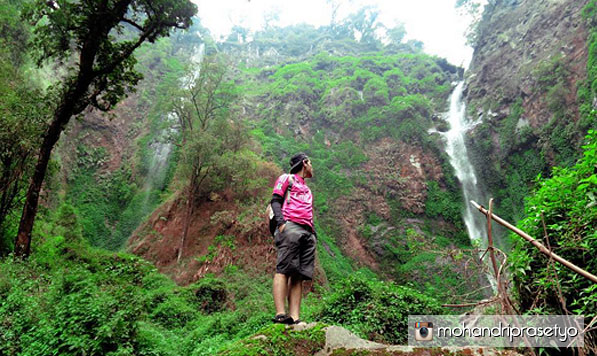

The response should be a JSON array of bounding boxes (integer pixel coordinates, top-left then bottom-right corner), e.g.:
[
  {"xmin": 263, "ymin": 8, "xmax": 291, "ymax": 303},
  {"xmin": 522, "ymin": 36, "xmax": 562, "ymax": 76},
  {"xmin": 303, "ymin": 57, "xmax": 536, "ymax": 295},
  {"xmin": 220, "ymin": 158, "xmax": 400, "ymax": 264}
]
[{"xmin": 284, "ymin": 174, "xmax": 294, "ymax": 204}]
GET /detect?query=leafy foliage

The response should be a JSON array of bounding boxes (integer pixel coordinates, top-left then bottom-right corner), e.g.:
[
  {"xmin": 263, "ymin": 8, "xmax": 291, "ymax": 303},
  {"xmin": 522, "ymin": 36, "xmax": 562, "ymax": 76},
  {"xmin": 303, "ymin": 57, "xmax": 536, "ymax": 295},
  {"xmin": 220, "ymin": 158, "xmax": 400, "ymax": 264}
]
[
  {"xmin": 316, "ymin": 272, "xmax": 443, "ymax": 344},
  {"xmin": 246, "ymin": 51, "xmax": 457, "ymax": 224},
  {"xmin": 468, "ymin": 1, "xmax": 597, "ymax": 227},
  {"xmin": 510, "ymin": 130, "xmax": 597, "ymax": 316},
  {"xmin": 0, "ymin": 52, "xmax": 46, "ymax": 253},
  {"xmin": 218, "ymin": 323, "xmax": 326, "ymax": 356},
  {"xmin": 60, "ymin": 34, "xmax": 196, "ymax": 250},
  {"xmin": 219, "ymin": 6, "xmax": 422, "ymax": 65},
  {"xmin": 171, "ymin": 55, "xmax": 265, "ymax": 200},
  {"xmin": 24, "ymin": 0, "xmax": 196, "ymax": 112},
  {"xmin": 0, "ymin": 1, "xmax": 48, "ymax": 254},
  {"xmin": 8, "ymin": 1, "xmax": 597, "ymax": 354},
  {"xmin": 12, "ymin": 0, "xmax": 198, "ymax": 257},
  {"xmin": 0, "ymin": 230, "xmax": 280, "ymax": 356},
  {"xmin": 425, "ymin": 181, "xmax": 466, "ymax": 225},
  {"xmin": 0, "ymin": 0, "xmax": 31, "ymax": 66}
]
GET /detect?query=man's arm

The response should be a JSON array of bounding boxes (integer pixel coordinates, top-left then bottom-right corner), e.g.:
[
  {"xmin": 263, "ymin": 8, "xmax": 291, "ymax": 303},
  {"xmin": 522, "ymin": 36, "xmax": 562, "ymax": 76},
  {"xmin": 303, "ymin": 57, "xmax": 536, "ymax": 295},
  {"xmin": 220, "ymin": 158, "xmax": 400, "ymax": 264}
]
[{"xmin": 271, "ymin": 194, "xmax": 286, "ymax": 229}]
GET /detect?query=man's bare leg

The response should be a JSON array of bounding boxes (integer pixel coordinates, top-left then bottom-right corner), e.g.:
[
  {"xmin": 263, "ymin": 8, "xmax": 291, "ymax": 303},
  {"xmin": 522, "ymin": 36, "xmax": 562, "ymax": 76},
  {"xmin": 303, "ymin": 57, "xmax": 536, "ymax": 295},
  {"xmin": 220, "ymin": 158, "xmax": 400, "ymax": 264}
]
[
  {"xmin": 273, "ymin": 273, "xmax": 289, "ymax": 316},
  {"xmin": 288, "ymin": 277, "xmax": 303, "ymax": 321}
]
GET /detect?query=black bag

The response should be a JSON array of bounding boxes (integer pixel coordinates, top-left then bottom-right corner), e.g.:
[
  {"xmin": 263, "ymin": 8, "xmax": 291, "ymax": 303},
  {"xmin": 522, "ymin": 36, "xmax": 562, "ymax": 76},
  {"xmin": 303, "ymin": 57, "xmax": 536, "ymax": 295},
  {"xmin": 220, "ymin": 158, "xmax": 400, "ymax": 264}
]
[{"xmin": 265, "ymin": 174, "xmax": 294, "ymax": 236}]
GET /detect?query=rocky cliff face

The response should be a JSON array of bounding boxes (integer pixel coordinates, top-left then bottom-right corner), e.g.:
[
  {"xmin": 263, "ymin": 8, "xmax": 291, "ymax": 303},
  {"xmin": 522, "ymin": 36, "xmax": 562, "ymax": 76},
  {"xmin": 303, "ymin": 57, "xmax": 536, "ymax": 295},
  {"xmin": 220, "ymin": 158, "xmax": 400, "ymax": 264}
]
[
  {"xmin": 50, "ymin": 46, "xmax": 189, "ymax": 250},
  {"xmin": 463, "ymin": 0, "xmax": 593, "ymax": 222},
  {"xmin": 466, "ymin": 0, "xmax": 588, "ymax": 117}
]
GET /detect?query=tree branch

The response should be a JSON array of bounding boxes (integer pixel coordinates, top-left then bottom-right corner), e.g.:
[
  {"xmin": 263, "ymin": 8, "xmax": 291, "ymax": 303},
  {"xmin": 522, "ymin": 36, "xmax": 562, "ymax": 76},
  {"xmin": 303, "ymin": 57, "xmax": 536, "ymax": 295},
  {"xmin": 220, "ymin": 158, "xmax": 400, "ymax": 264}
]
[
  {"xmin": 471, "ymin": 200, "xmax": 597, "ymax": 284},
  {"xmin": 94, "ymin": 23, "xmax": 158, "ymax": 77},
  {"xmin": 121, "ymin": 17, "xmax": 144, "ymax": 32}
]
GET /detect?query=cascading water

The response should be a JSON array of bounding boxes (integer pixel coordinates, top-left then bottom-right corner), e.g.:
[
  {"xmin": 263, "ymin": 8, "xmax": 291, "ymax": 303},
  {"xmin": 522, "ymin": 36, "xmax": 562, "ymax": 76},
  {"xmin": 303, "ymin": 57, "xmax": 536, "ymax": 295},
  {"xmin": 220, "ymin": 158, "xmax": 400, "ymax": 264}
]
[
  {"xmin": 139, "ymin": 43, "xmax": 205, "ymax": 213},
  {"xmin": 441, "ymin": 81, "xmax": 487, "ymax": 244},
  {"xmin": 139, "ymin": 114, "xmax": 176, "ymax": 214},
  {"xmin": 142, "ymin": 115, "xmax": 176, "ymax": 193}
]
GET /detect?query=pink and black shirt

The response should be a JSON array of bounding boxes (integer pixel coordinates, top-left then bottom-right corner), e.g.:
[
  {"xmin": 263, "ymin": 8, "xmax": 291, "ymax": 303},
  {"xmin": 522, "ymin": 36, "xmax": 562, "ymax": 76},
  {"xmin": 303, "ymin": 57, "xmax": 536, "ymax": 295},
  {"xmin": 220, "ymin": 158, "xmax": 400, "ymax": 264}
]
[{"xmin": 272, "ymin": 173, "xmax": 313, "ymax": 229}]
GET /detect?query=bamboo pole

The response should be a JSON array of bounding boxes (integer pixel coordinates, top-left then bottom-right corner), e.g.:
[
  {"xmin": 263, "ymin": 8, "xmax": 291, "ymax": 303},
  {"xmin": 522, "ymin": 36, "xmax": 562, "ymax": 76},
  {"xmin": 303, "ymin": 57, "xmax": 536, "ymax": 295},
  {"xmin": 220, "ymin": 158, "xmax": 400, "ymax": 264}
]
[
  {"xmin": 487, "ymin": 199, "xmax": 500, "ymax": 282},
  {"xmin": 470, "ymin": 200, "xmax": 597, "ymax": 284}
]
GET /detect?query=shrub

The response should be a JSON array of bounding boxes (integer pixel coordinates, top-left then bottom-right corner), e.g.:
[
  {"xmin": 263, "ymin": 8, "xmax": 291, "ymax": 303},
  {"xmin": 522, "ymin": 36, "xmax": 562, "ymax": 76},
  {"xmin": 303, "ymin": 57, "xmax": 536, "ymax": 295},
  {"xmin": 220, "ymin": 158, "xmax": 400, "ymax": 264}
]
[
  {"xmin": 510, "ymin": 130, "xmax": 597, "ymax": 316},
  {"xmin": 316, "ymin": 272, "xmax": 443, "ymax": 344},
  {"xmin": 189, "ymin": 274, "xmax": 228, "ymax": 313},
  {"xmin": 424, "ymin": 180, "xmax": 464, "ymax": 226}
]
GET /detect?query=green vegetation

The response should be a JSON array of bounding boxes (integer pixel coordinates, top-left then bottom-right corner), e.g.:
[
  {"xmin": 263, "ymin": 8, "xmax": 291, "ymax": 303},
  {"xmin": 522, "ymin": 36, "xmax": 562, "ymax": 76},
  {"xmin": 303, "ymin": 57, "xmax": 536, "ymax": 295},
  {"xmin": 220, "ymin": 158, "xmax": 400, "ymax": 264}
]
[
  {"xmin": 579, "ymin": 0, "xmax": 597, "ymax": 130},
  {"xmin": 510, "ymin": 130, "xmax": 597, "ymax": 316},
  {"xmin": 246, "ymin": 52, "xmax": 453, "ymax": 145},
  {"xmin": 0, "ymin": 229, "xmax": 281, "ymax": 355},
  {"xmin": 219, "ymin": 323, "xmax": 327, "ymax": 356},
  {"xmin": 424, "ymin": 181, "xmax": 464, "ymax": 225},
  {"xmin": 220, "ymin": 7, "xmax": 428, "ymax": 63},
  {"xmin": 1, "ymin": 0, "xmax": 596, "ymax": 354},
  {"xmin": 313, "ymin": 220, "xmax": 359, "ymax": 282},
  {"xmin": 0, "ymin": 0, "xmax": 46, "ymax": 253},
  {"xmin": 61, "ymin": 37, "xmax": 189, "ymax": 250},
  {"xmin": 240, "ymin": 38, "xmax": 484, "ymax": 312},
  {"xmin": 316, "ymin": 272, "xmax": 443, "ymax": 345},
  {"xmin": 533, "ymin": 56, "xmax": 580, "ymax": 167},
  {"xmin": 13, "ymin": 0, "xmax": 197, "ymax": 257},
  {"xmin": 468, "ymin": 1, "xmax": 597, "ymax": 226},
  {"xmin": 0, "ymin": 231, "xmax": 429, "ymax": 355},
  {"xmin": 471, "ymin": 55, "xmax": 584, "ymax": 223},
  {"xmin": 360, "ymin": 222, "xmax": 481, "ymax": 304},
  {"xmin": 171, "ymin": 55, "xmax": 265, "ymax": 199},
  {"xmin": 246, "ymin": 50, "xmax": 459, "ymax": 226}
]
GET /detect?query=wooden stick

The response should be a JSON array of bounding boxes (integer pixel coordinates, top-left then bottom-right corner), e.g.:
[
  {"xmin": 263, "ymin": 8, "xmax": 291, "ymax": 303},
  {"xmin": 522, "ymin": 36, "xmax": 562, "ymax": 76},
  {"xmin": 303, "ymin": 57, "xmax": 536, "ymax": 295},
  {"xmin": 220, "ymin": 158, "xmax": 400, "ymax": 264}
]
[
  {"xmin": 487, "ymin": 199, "xmax": 500, "ymax": 283},
  {"xmin": 442, "ymin": 297, "xmax": 499, "ymax": 308},
  {"xmin": 470, "ymin": 200, "xmax": 597, "ymax": 284}
]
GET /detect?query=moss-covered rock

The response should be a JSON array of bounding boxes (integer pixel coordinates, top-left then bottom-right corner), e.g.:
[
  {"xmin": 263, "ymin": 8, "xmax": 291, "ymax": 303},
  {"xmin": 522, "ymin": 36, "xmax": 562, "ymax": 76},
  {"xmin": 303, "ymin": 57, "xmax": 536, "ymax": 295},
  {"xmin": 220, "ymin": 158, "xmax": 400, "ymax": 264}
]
[
  {"xmin": 218, "ymin": 323, "xmax": 522, "ymax": 356},
  {"xmin": 218, "ymin": 323, "xmax": 327, "ymax": 356}
]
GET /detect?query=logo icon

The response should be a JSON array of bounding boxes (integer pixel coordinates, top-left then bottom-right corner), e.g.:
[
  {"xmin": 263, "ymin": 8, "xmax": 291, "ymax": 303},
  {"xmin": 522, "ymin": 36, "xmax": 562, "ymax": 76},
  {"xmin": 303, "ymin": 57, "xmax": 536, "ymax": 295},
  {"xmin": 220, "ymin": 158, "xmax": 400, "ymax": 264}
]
[{"xmin": 415, "ymin": 322, "xmax": 433, "ymax": 341}]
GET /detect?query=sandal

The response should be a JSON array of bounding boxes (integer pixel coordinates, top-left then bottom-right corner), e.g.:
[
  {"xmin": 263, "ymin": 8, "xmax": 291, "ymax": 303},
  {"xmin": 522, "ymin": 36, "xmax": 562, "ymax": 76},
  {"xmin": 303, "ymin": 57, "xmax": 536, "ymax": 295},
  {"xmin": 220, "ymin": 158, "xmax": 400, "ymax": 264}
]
[
  {"xmin": 272, "ymin": 314, "xmax": 294, "ymax": 324},
  {"xmin": 293, "ymin": 319, "xmax": 306, "ymax": 325}
]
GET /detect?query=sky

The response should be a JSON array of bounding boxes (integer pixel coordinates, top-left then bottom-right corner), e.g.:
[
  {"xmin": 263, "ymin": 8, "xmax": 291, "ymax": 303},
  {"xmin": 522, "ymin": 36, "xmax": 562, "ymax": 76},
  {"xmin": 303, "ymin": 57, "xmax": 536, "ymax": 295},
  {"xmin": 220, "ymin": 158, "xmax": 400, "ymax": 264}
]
[{"xmin": 192, "ymin": 0, "xmax": 477, "ymax": 68}]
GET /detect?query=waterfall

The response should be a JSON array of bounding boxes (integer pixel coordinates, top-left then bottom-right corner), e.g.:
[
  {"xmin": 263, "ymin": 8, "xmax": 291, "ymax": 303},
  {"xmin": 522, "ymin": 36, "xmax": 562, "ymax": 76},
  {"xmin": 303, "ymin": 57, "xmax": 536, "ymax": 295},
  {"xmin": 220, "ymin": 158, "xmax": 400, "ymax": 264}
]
[
  {"xmin": 138, "ymin": 43, "xmax": 205, "ymax": 214},
  {"xmin": 143, "ymin": 115, "xmax": 176, "ymax": 192},
  {"xmin": 142, "ymin": 43, "xmax": 205, "ymax": 193},
  {"xmin": 185, "ymin": 43, "xmax": 205, "ymax": 87},
  {"xmin": 138, "ymin": 113, "xmax": 176, "ymax": 217},
  {"xmin": 441, "ymin": 81, "xmax": 487, "ymax": 244}
]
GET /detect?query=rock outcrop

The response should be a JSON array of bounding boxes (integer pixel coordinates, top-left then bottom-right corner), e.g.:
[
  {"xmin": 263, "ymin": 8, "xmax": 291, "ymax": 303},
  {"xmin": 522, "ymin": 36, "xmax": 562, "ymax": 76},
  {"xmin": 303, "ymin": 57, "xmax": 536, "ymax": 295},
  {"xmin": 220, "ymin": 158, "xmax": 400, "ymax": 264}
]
[
  {"xmin": 461, "ymin": 0, "xmax": 592, "ymax": 222},
  {"xmin": 219, "ymin": 323, "xmax": 523, "ymax": 356},
  {"xmin": 466, "ymin": 0, "xmax": 588, "ymax": 124}
]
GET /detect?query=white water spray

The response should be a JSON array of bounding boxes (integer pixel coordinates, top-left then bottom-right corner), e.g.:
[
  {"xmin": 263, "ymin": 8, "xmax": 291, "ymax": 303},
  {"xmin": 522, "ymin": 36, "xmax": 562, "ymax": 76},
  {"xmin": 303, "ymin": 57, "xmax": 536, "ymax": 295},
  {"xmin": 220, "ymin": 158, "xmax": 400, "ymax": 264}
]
[
  {"xmin": 143, "ymin": 115, "xmax": 176, "ymax": 191},
  {"xmin": 139, "ymin": 43, "xmax": 205, "ymax": 212},
  {"xmin": 441, "ymin": 81, "xmax": 487, "ymax": 244}
]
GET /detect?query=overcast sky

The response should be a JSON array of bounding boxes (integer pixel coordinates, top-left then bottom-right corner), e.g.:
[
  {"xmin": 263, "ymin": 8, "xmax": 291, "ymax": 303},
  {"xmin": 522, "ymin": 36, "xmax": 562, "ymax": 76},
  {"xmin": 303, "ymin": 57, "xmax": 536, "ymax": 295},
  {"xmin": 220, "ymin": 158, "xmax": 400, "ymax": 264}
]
[{"xmin": 192, "ymin": 0, "xmax": 477, "ymax": 68}]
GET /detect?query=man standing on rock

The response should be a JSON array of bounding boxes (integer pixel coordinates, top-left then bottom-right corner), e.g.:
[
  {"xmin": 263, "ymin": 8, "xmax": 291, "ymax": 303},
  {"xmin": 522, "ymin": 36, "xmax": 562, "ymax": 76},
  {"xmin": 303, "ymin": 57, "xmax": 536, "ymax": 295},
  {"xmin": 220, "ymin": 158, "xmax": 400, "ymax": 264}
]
[{"xmin": 271, "ymin": 152, "xmax": 316, "ymax": 325}]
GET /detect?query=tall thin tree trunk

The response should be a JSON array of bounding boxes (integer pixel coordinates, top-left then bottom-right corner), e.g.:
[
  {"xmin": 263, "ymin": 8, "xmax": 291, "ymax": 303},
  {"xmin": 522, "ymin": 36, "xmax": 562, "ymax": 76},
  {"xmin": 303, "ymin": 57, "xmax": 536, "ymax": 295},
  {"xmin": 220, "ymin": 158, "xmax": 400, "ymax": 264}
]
[
  {"xmin": 0, "ymin": 173, "xmax": 17, "ymax": 232},
  {"xmin": 14, "ymin": 98, "xmax": 77, "ymax": 257},
  {"xmin": 0, "ymin": 158, "xmax": 13, "ymax": 227},
  {"xmin": 178, "ymin": 179, "xmax": 196, "ymax": 262}
]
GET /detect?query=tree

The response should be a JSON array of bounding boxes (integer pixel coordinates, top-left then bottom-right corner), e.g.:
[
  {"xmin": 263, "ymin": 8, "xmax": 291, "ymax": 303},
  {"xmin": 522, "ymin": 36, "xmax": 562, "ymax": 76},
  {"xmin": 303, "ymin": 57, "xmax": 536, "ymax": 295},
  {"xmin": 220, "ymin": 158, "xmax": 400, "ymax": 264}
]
[
  {"xmin": 0, "ymin": 0, "xmax": 31, "ymax": 66},
  {"xmin": 14, "ymin": 0, "xmax": 197, "ymax": 257},
  {"xmin": 0, "ymin": 53, "xmax": 46, "ymax": 254},
  {"xmin": 0, "ymin": 1, "xmax": 47, "ymax": 253},
  {"xmin": 225, "ymin": 25, "xmax": 249, "ymax": 45},
  {"xmin": 347, "ymin": 6, "xmax": 383, "ymax": 50},
  {"xmin": 171, "ymin": 55, "xmax": 241, "ymax": 262},
  {"xmin": 384, "ymin": 23, "xmax": 407, "ymax": 52}
]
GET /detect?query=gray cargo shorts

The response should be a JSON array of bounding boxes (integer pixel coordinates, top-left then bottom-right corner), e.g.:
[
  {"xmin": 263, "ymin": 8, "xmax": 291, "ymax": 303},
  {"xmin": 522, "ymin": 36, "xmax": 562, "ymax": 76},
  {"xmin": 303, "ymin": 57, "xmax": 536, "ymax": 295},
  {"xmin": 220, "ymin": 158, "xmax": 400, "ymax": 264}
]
[{"xmin": 274, "ymin": 221, "xmax": 316, "ymax": 280}]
